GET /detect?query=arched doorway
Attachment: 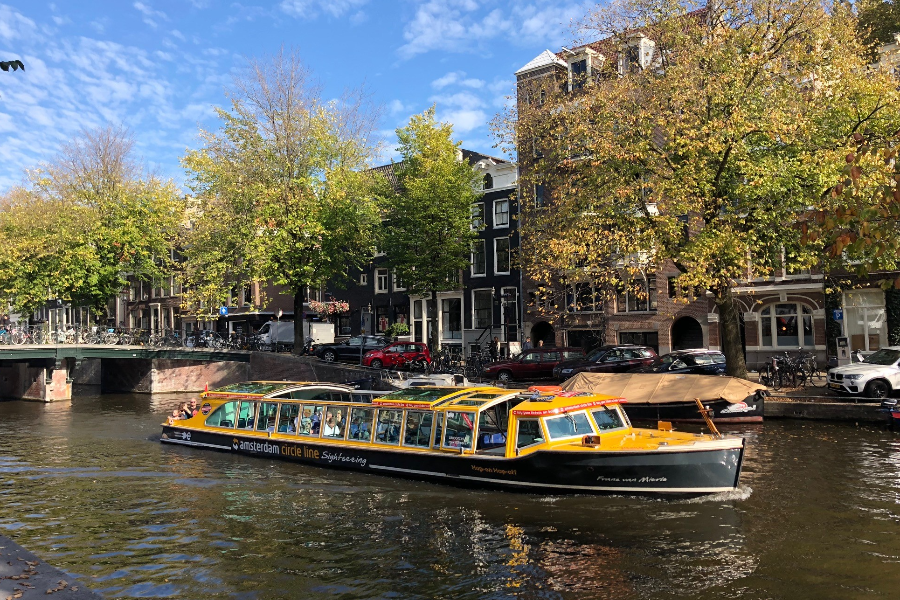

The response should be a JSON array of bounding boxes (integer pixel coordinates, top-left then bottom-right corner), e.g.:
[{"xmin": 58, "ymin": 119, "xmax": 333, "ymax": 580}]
[
  {"xmin": 671, "ymin": 316, "xmax": 704, "ymax": 350},
  {"xmin": 530, "ymin": 321, "xmax": 555, "ymax": 347}
]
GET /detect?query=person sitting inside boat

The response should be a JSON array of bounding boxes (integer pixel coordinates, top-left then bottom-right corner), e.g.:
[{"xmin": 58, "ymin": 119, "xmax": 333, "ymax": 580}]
[
  {"xmin": 404, "ymin": 414, "xmax": 420, "ymax": 445},
  {"xmin": 349, "ymin": 417, "xmax": 370, "ymax": 440},
  {"xmin": 188, "ymin": 399, "xmax": 199, "ymax": 416},
  {"xmin": 323, "ymin": 414, "xmax": 342, "ymax": 438},
  {"xmin": 311, "ymin": 409, "xmax": 322, "ymax": 435},
  {"xmin": 180, "ymin": 403, "xmax": 193, "ymax": 420},
  {"xmin": 299, "ymin": 408, "xmax": 313, "ymax": 435},
  {"xmin": 376, "ymin": 416, "xmax": 400, "ymax": 443},
  {"xmin": 170, "ymin": 408, "xmax": 182, "ymax": 421}
]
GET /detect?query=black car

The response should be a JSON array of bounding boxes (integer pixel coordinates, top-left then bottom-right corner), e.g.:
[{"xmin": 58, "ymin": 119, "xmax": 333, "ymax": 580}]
[
  {"xmin": 629, "ymin": 350, "xmax": 727, "ymax": 375},
  {"xmin": 553, "ymin": 345, "xmax": 658, "ymax": 380},
  {"xmin": 314, "ymin": 335, "xmax": 389, "ymax": 363}
]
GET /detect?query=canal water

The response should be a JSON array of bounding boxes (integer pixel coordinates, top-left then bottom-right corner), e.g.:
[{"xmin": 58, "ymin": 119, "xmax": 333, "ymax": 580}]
[{"xmin": 1, "ymin": 394, "xmax": 899, "ymax": 600}]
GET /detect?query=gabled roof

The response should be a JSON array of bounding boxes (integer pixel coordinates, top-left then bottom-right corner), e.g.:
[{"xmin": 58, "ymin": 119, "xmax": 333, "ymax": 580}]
[
  {"xmin": 370, "ymin": 149, "xmax": 509, "ymax": 191},
  {"xmin": 515, "ymin": 49, "xmax": 568, "ymax": 75}
]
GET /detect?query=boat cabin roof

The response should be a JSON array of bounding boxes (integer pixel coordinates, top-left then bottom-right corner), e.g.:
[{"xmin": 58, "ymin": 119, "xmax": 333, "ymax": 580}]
[
  {"xmin": 372, "ymin": 386, "xmax": 509, "ymax": 410},
  {"xmin": 202, "ymin": 381, "xmax": 358, "ymax": 400},
  {"xmin": 510, "ymin": 391, "xmax": 625, "ymax": 418}
]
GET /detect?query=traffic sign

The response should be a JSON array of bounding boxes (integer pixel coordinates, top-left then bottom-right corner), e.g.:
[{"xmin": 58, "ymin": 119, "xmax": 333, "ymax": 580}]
[
  {"xmin": 833, "ymin": 309, "xmax": 843, "ymax": 321},
  {"xmin": 219, "ymin": 306, "xmax": 229, "ymax": 316}
]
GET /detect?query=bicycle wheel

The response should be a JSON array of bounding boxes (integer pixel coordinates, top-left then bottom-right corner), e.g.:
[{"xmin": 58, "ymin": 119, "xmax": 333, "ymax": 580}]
[
  {"xmin": 31, "ymin": 330, "xmax": 44, "ymax": 345},
  {"xmin": 806, "ymin": 361, "xmax": 826, "ymax": 387}
]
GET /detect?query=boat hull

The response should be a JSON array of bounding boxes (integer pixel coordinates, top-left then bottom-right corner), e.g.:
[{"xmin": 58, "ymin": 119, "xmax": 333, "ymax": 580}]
[
  {"xmin": 161, "ymin": 426, "xmax": 744, "ymax": 496},
  {"xmin": 623, "ymin": 397, "xmax": 764, "ymax": 423}
]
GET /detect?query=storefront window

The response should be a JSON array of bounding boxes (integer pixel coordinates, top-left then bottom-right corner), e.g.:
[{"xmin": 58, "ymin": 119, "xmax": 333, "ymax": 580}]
[
  {"xmin": 759, "ymin": 303, "xmax": 814, "ymax": 348},
  {"xmin": 441, "ymin": 298, "xmax": 462, "ymax": 339},
  {"xmin": 844, "ymin": 290, "xmax": 886, "ymax": 352}
]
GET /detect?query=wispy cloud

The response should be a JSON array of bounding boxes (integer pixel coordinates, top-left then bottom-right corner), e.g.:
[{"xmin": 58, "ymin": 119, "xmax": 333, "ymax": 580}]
[
  {"xmin": 431, "ymin": 71, "xmax": 484, "ymax": 90},
  {"xmin": 280, "ymin": 0, "xmax": 369, "ymax": 19},
  {"xmin": 398, "ymin": 0, "xmax": 587, "ymax": 59},
  {"xmin": 133, "ymin": 1, "xmax": 169, "ymax": 29}
]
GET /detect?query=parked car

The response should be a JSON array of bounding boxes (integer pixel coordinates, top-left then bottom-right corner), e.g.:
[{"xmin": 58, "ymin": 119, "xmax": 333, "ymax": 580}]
[
  {"xmin": 483, "ymin": 347, "xmax": 585, "ymax": 382},
  {"xmin": 363, "ymin": 342, "xmax": 431, "ymax": 369},
  {"xmin": 827, "ymin": 346, "xmax": 900, "ymax": 398},
  {"xmin": 553, "ymin": 345, "xmax": 658, "ymax": 380},
  {"xmin": 314, "ymin": 335, "xmax": 389, "ymax": 363},
  {"xmin": 630, "ymin": 349, "xmax": 727, "ymax": 375}
]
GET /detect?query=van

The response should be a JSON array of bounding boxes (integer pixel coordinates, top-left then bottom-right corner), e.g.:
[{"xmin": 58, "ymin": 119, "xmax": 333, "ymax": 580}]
[{"xmin": 255, "ymin": 321, "xmax": 295, "ymax": 349}]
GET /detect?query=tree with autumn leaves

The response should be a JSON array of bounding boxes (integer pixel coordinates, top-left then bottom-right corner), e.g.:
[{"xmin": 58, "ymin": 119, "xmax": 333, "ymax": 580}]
[{"xmin": 502, "ymin": 0, "xmax": 900, "ymax": 378}]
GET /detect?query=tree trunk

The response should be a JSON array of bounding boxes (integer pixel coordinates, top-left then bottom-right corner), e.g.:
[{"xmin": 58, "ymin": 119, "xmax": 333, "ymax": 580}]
[
  {"xmin": 427, "ymin": 291, "xmax": 438, "ymax": 352},
  {"xmin": 292, "ymin": 287, "xmax": 306, "ymax": 355},
  {"xmin": 713, "ymin": 284, "xmax": 748, "ymax": 379}
]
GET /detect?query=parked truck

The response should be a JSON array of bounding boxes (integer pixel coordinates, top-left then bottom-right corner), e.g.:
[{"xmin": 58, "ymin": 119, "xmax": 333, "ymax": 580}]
[{"xmin": 253, "ymin": 320, "xmax": 335, "ymax": 352}]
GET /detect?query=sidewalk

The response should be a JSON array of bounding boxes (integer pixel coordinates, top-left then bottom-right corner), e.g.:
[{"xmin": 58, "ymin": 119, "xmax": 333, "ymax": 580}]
[{"xmin": 0, "ymin": 536, "xmax": 102, "ymax": 600}]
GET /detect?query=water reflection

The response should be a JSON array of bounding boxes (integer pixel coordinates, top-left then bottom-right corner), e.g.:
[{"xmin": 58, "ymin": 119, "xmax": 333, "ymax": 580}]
[{"xmin": 1, "ymin": 397, "xmax": 899, "ymax": 598}]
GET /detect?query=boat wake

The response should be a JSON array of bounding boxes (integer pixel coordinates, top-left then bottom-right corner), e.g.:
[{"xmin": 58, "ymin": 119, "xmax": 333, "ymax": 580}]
[{"xmin": 684, "ymin": 485, "xmax": 752, "ymax": 503}]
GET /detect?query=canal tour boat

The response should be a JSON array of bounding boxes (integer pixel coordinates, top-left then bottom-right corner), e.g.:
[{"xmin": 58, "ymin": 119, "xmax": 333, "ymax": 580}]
[{"xmin": 160, "ymin": 382, "xmax": 746, "ymax": 495}]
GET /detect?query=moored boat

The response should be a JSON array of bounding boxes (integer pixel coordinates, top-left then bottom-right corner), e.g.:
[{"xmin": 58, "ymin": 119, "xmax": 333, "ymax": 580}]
[
  {"xmin": 161, "ymin": 382, "xmax": 746, "ymax": 496},
  {"xmin": 559, "ymin": 372, "xmax": 766, "ymax": 423}
]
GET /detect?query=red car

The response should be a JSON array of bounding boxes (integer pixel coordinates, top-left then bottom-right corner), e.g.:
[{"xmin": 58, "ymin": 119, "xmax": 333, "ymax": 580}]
[
  {"xmin": 483, "ymin": 347, "xmax": 586, "ymax": 382},
  {"xmin": 363, "ymin": 342, "xmax": 431, "ymax": 369}
]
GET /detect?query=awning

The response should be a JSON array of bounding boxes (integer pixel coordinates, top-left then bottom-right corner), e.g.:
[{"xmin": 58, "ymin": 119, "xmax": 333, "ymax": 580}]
[{"xmin": 559, "ymin": 372, "xmax": 765, "ymax": 405}]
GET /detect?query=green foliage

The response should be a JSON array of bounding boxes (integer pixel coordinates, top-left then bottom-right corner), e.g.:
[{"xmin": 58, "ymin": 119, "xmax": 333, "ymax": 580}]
[
  {"xmin": 0, "ymin": 126, "xmax": 185, "ymax": 315},
  {"xmin": 181, "ymin": 51, "xmax": 384, "ymax": 333},
  {"xmin": 0, "ymin": 59, "xmax": 24, "ymax": 72},
  {"xmin": 384, "ymin": 322, "xmax": 410, "ymax": 338},
  {"xmin": 857, "ymin": 0, "xmax": 900, "ymax": 51},
  {"xmin": 379, "ymin": 107, "xmax": 482, "ymax": 297}
]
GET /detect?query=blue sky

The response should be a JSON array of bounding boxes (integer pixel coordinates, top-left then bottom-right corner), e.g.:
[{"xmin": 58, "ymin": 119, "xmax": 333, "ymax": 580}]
[{"xmin": 0, "ymin": 0, "xmax": 592, "ymax": 191}]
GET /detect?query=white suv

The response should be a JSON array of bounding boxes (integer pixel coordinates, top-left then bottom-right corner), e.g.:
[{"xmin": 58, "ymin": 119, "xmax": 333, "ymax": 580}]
[{"xmin": 827, "ymin": 347, "xmax": 900, "ymax": 398}]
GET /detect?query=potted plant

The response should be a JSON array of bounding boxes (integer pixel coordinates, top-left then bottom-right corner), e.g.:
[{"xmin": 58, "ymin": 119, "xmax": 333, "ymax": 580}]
[{"xmin": 385, "ymin": 322, "xmax": 410, "ymax": 341}]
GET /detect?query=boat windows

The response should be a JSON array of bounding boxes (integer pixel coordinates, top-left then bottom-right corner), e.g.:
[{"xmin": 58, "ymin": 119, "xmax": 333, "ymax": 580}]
[
  {"xmin": 375, "ymin": 409, "xmax": 403, "ymax": 445},
  {"xmin": 237, "ymin": 401, "xmax": 257, "ymax": 430},
  {"xmin": 351, "ymin": 393, "xmax": 374, "ymax": 403},
  {"xmin": 544, "ymin": 411, "xmax": 594, "ymax": 440},
  {"xmin": 591, "ymin": 406, "xmax": 626, "ymax": 431},
  {"xmin": 278, "ymin": 403, "xmax": 300, "ymax": 434},
  {"xmin": 205, "ymin": 401, "xmax": 237, "ymax": 428},
  {"xmin": 215, "ymin": 382, "xmax": 283, "ymax": 395},
  {"xmin": 322, "ymin": 405, "xmax": 346, "ymax": 439},
  {"xmin": 289, "ymin": 389, "xmax": 352, "ymax": 402},
  {"xmin": 403, "ymin": 411, "xmax": 433, "ymax": 448},
  {"xmin": 348, "ymin": 407, "xmax": 375, "ymax": 441},
  {"xmin": 443, "ymin": 411, "xmax": 475, "ymax": 450},
  {"xmin": 477, "ymin": 405, "xmax": 508, "ymax": 451},
  {"xmin": 298, "ymin": 404, "xmax": 325, "ymax": 436},
  {"xmin": 256, "ymin": 402, "xmax": 279, "ymax": 432},
  {"xmin": 516, "ymin": 419, "xmax": 544, "ymax": 448},
  {"xmin": 432, "ymin": 413, "xmax": 443, "ymax": 449}
]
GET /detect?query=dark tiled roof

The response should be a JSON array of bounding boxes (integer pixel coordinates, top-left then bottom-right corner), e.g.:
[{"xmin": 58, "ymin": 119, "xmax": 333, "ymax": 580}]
[{"xmin": 369, "ymin": 149, "xmax": 508, "ymax": 191}]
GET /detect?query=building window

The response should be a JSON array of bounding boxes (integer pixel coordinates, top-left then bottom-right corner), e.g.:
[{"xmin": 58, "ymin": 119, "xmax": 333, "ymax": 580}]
[
  {"xmin": 359, "ymin": 273, "xmax": 368, "ymax": 286},
  {"xmin": 568, "ymin": 282, "xmax": 602, "ymax": 312},
  {"xmin": 376, "ymin": 269, "xmax": 389, "ymax": 294},
  {"xmin": 483, "ymin": 173, "xmax": 493, "ymax": 190},
  {"xmin": 619, "ymin": 331, "xmax": 659, "ymax": 353},
  {"xmin": 471, "ymin": 240, "xmax": 486, "ymax": 276},
  {"xmin": 494, "ymin": 237, "xmax": 510, "ymax": 274},
  {"xmin": 471, "ymin": 203, "xmax": 485, "ymax": 229},
  {"xmin": 242, "ymin": 285, "xmax": 253, "ymax": 306},
  {"xmin": 534, "ymin": 184, "xmax": 545, "ymax": 208},
  {"xmin": 571, "ymin": 58, "xmax": 588, "ymax": 90},
  {"xmin": 759, "ymin": 303, "xmax": 814, "ymax": 348},
  {"xmin": 494, "ymin": 199, "xmax": 509, "ymax": 228},
  {"xmin": 393, "ymin": 272, "xmax": 406, "ymax": 292},
  {"xmin": 336, "ymin": 315, "xmax": 351, "ymax": 336},
  {"xmin": 473, "ymin": 289, "xmax": 493, "ymax": 329},
  {"xmin": 616, "ymin": 275, "xmax": 657, "ymax": 312},
  {"xmin": 376, "ymin": 306, "xmax": 389, "ymax": 333},
  {"xmin": 844, "ymin": 290, "xmax": 886, "ymax": 352},
  {"xmin": 441, "ymin": 298, "xmax": 462, "ymax": 339}
]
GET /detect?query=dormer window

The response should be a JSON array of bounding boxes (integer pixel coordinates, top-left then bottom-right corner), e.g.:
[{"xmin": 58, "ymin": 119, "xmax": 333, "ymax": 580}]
[
  {"xmin": 483, "ymin": 173, "xmax": 493, "ymax": 190},
  {"xmin": 571, "ymin": 59, "xmax": 588, "ymax": 90},
  {"xmin": 624, "ymin": 46, "xmax": 640, "ymax": 73},
  {"xmin": 566, "ymin": 48, "xmax": 601, "ymax": 92}
]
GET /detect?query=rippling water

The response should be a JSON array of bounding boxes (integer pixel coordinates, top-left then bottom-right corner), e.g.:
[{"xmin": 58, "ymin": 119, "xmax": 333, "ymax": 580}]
[{"xmin": 1, "ymin": 394, "xmax": 899, "ymax": 599}]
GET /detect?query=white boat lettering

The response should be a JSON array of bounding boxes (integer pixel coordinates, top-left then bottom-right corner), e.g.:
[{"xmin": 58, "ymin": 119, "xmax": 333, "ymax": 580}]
[
  {"xmin": 321, "ymin": 451, "xmax": 367, "ymax": 467},
  {"xmin": 721, "ymin": 402, "xmax": 756, "ymax": 414},
  {"xmin": 598, "ymin": 475, "xmax": 667, "ymax": 483}
]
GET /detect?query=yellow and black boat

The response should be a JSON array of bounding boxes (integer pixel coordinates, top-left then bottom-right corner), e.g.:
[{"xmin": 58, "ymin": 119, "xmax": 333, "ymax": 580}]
[{"xmin": 161, "ymin": 382, "xmax": 745, "ymax": 496}]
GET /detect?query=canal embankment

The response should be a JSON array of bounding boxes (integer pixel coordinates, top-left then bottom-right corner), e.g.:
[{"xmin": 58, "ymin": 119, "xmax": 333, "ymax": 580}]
[{"xmin": 1, "ymin": 535, "xmax": 101, "ymax": 599}]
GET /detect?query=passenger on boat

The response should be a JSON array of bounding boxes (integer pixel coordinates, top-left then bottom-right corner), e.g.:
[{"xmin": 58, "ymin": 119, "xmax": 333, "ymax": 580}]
[
  {"xmin": 299, "ymin": 408, "xmax": 313, "ymax": 434},
  {"xmin": 404, "ymin": 414, "xmax": 420, "ymax": 445},
  {"xmin": 311, "ymin": 409, "xmax": 322, "ymax": 435},
  {"xmin": 188, "ymin": 399, "xmax": 198, "ymax": 416},
  {"xmin": 349, "ymin": 417, "xmax": 370, "ymax": 440},
  {"xmin": 170, "ymin": 408, "xmax": 182, "ymax": 420},
  {"xmin": 180, "ymin": 403, "xmax": 193, "ymax": 419},
  {"xmin": 323, "ymin": 414, "xmax": 341, "ymax": 437}
]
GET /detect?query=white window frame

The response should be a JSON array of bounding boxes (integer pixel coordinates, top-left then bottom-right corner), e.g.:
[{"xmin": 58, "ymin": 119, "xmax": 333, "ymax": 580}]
[
  {"xmin": 471, "ymin": 239, "xmax": 486, "ymax": 277},
  {"xmin": 392, "ymin": 272, "xmax": 406, "ymax": 292},
  {"xmin": 375, "ymin": 269, "xmax": 389, "ymax": 294},
  {"xmin": 472, "ymin": 288, "xmax": 493, "ymax": 329},
  {"xmin": 359, "ymin": 273, "xmax": 368, "ymax": 286},
  {"xmin": 758, "ymin": 302, "xmax": 815, "ymax": 349},
  {"xmin": 493, "ymin": 199, "xmax": 509, "ymax": 228},
  {"xmin": 494, "ymin": 237, "xmax": 511, "ymax": 275},
  {"xmin": 616, "ymin": 274, "xmax": 657, "ymax": 313},
  {"xmin": 471, "ymin": 202, "xmax": 485, "ymax": 230}
]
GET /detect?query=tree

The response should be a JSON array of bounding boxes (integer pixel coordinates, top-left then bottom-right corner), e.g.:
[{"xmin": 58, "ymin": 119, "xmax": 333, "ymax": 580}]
[
  {"xmin": 379, "ymin": 108, "xmax": 483, "ymax": 350},
  {"xmin": 181, "ymin": 49, "xmax": 384, "ymax": 350},
  {"xmin": 857, "ymin": 0, "xmax": 900, "ymax": 51},
  {"xmin": 0, "ymin": 125, "xmax": 185, "ymax": 316},
  {"xmin": 501, "ymin": 0, "xmax": 900, "ymax": 378}
]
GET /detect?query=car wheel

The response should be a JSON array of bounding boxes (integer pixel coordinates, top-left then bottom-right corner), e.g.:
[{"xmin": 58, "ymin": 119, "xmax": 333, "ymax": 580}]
[
  {"xmin": 371, "ymin": 359, "xmax": 383, "ymax": 370},
  {"xmin": 864, "ymin": 379, "xmax": 890, "ymax": 399},
  {"xmin": 497, "ymin": 370, "xmax": 513, "ymax": 383},
  {"xmin": 322, "ymin": 350, "xmax": 336, "ymax": 362}
]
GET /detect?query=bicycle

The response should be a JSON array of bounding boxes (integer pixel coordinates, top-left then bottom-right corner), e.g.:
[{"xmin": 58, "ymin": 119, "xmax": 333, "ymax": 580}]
[{"xmin": 797, "ymin": 349, "xmax": 825, "ymax": 387}]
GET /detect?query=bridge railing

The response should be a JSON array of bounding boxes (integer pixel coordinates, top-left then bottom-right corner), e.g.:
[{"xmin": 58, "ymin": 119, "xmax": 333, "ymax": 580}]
[{"xmin": 0, "ymin": 326, "xmax": 241, "ymax": 349}]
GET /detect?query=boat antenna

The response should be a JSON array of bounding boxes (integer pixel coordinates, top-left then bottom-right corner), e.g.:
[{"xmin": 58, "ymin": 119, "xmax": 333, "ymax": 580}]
[{"xmin": 694, "ymin": 397, "xmax": 721, "ymax": 438}]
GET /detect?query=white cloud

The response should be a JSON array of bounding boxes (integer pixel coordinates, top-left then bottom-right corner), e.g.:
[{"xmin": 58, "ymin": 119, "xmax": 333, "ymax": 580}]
[
  {"xmin": 432, "ymin": 71, "xmax": 484, "ymax": 89},
  {"xmin": 429, "ymin": 90, "xmax": 487, "ymax": 134},
  {"xmin": 170, "ymin": 29, "xmax": 186, "ymax": 41},
  {"xmin": 0, "ymin": 5, "xmax": 38, "ymax": 41},
  {"xmin": 397, "ymin": 0, "xmax": 587, "ymax": 59},
  {"xmin": 89, "ymin": 19, "xmax": 106, "ymax": 34},
  {"xmin": 133, "ymin": 1, "xmax": 169, "ymax": 29},
  {"xmin": 280, "ymin": 0, "xmax": 369, "ymax": 19}
]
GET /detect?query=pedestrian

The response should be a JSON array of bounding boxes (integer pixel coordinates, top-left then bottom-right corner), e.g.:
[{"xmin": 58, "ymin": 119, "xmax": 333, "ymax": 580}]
[
  {"xmin": 490, "ymin": 336, "xmax": 500, "ymax": 361},
  {"xmin": 537, "ymin": 340, "xmax": 544, "ymax": 347},
  {"xmin": 522, "ymin": 336, "xmax": 533, "ymax": 351}
]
